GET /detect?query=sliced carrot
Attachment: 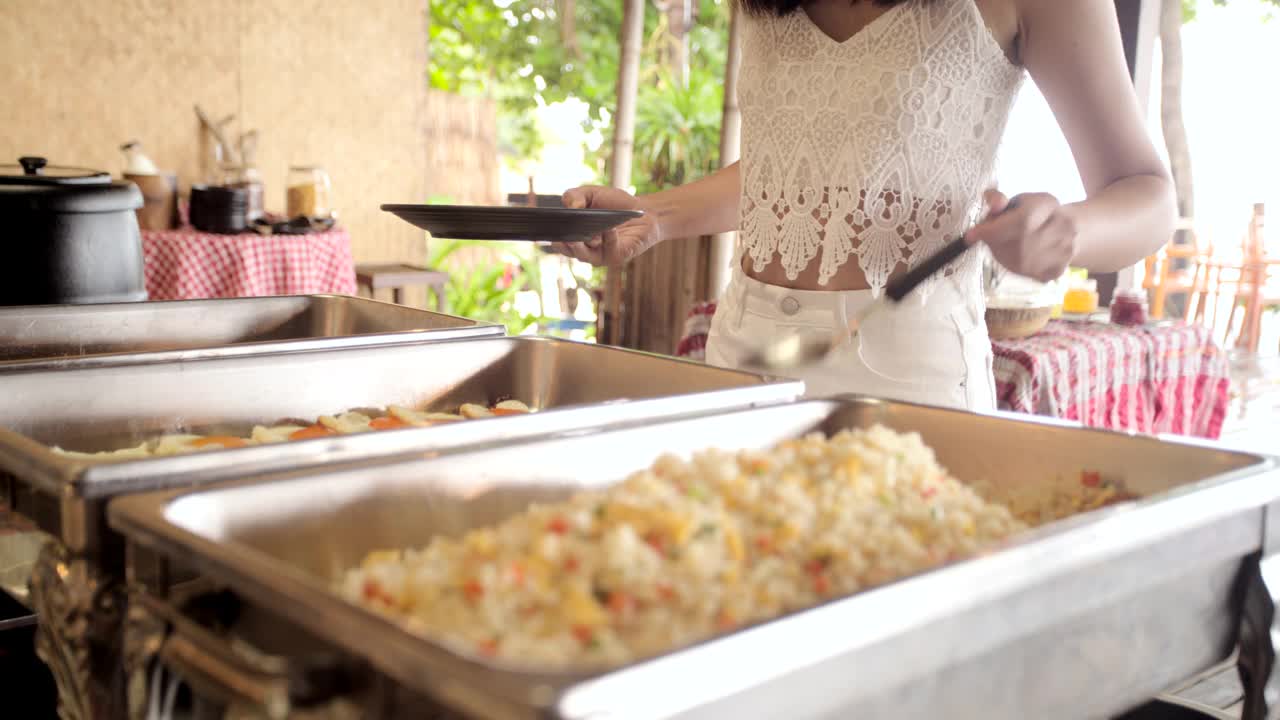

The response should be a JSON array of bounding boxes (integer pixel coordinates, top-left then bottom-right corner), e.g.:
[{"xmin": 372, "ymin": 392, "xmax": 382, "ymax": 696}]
[
  {"xmin": 289, "ymin": 424, "xmax": 338, "ymax": 441},
  {"xmin": 462, "ymin": 579, "xmax": 484, "ymax": 602},
  {"xmin": 1081, "ymin": 470, "xmax": 1101, "ymax": 488},
  {"xmin": 369, "ymin": 416, "xmax": 409, "ymax": 431},
  {"xmin": 563, "ymin": 555, "xmax": 580, "ymax": 572},
  {"xmin": 491, "ymin": 408, "xmax": 529, "ymax": 416},
  {"xmin": 546, "ymin": 516, "xmax": 570, "ymax": 534},
  {"xmin": 191, "ymin": 436, "xmax": 249, "ymax": 449}
]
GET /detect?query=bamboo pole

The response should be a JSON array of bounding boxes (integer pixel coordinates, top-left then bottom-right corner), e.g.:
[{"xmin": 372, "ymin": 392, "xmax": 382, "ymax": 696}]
[
  {"xmin": 708, "ymin": 3, "xmax": 743, "ymax": 299},
  {"xmin": 602, "ymin": 0, "xmax": 645, "ymax": 346}
]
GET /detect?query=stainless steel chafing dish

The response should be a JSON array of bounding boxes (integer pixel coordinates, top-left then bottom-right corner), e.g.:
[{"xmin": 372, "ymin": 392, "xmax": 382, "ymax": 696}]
[
  {"xmin": 109, "ymin": 398, "xmax": 1280, "ymax": 720},
  {"xmin": 0, "ymin": 294, "xmax": 502, "ymax": 372},
  {"xmin": 0, "ymin": 336, "xmax": 798, "ymax": 719}
]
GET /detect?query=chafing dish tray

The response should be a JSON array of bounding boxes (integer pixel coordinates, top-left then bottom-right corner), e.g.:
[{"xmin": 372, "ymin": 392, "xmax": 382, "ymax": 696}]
[
  {"xmin": 0, "ymin": 294, "xmax": 502, "ymax": 372},
  {"xmin": 1, "ymin": 336, "xmax": 798, "ymax": 556},
  {"xmin": 109, "ymin": 398, "xmax": 1280, "ymax": 720}
]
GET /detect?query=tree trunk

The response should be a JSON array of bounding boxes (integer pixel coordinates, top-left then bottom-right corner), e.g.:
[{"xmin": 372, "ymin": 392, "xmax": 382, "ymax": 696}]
[
  {"xmin": 709, "ymin": 3, "xmax": 743, "ymax": 298},
  {"xmin": 557, "ymin": 0, "xmax": 579, "ymax": 59},
  {"xmin": 617, "ymin": 0, "xmax": 701, "ymax": 354},
  {"xmin": 663, "ymin": 0, "xmax": 691, "ymax": 84},
  {"xmin": 601, "ymin": 0, "xmax": 645, "ymax": 346},
  {"xmin": 1160, "ymin": 0, "xmax": 1194, "ymax": 222}
]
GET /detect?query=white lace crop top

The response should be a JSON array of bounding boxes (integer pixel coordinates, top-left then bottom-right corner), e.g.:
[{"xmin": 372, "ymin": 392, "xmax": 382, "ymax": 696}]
[{"xmin": 737, "ymin": 0, "xmax": 1025, "ymax": 298}]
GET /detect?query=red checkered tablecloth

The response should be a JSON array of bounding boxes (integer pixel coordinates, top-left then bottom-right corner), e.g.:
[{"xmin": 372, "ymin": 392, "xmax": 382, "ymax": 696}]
[
  {"xmin": 142, "ymin": 225, "xmax": 358, "ymax": 300},
  {"xmin": 675, "ymin": 305, "xmax": 1231, "ymax": 439}
]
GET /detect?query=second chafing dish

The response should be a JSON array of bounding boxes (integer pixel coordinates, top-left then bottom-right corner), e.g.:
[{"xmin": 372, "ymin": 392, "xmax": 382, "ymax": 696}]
[
  {"xmin": 110, "ymin": 398, "xmax": 1277, "ymax": 720},
  {"xmin": 0, "ymin": 294, "xmax": 502, "ymax": 373},
  {"xmin": 0, "ymin": 336, "xmax": 799, "ymax": 557},
  {"xmin": 1, "ymin": 336, "xmax": 798, "ymax": 719}
]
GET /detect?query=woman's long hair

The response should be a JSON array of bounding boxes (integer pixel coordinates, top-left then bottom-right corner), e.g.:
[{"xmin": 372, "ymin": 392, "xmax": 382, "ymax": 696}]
[{"xmin": 738, "ymin": 0, "xmax": 925, "ymax": 17}]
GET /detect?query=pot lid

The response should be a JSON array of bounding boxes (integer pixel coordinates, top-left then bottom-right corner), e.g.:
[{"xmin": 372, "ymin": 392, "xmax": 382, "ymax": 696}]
[
  {"xmin": 0, "ymin": 156, "xmax": 112, "ymax": 186},
  {"xmin": 0, "ymin": 156, "xmax": 141, "ymax": 213}
]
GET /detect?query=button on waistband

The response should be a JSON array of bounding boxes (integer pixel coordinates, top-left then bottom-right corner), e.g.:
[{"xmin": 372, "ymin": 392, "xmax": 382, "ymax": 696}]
[{"xmin": 780, "ymin": 296, "xmax": 801, "ymax": 315}]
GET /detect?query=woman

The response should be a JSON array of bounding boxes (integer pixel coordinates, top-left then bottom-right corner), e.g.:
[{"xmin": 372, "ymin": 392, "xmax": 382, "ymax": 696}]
[{"xmin": 554, "ymin": 0, "xmax": 1174, "ymax": 410}]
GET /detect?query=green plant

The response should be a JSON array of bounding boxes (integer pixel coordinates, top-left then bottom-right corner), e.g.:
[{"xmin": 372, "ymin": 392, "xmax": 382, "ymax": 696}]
[
  {"xmin": 632, "ymin": 65, "xmax": 724, "ymax": 194},
  {"xmin": 428, "ymin": 238, "xmax": 552, "ymax": 335},
  {"xmin": 428, "ymin": 0, "xmax": 730, "ymax": 177}
]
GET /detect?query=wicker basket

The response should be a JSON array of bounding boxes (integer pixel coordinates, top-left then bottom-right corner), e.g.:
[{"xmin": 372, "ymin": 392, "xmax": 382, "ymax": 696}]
[{"xmin": 985, "ymin": 304, "xmax": 1052, "ymax": 340}]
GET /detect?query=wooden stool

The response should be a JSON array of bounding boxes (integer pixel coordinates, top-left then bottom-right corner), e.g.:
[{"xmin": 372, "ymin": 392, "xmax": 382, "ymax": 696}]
[{"xmin": 355, "ymin": 263, "xmax": 449, "ymax": 311}]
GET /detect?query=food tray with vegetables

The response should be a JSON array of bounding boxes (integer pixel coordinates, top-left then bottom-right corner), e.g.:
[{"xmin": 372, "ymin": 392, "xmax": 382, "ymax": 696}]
[
  {"xmin": 52, "ymin": 399, "xmax": 535, "ymax": 461},
  {"xmin": 0, "ymin": 294, "xmax": 502, "ymax": 372},
  {"xmin": 109, "ymin": 398, "xmax": 1276, "ymax": 720},
  {"xmin": 0, "ymin": 336, "xmax": 799, "ymax": 557}
]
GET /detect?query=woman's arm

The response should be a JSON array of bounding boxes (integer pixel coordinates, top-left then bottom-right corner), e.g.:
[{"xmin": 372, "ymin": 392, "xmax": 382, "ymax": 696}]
[
  {"xmin": 969, "ymin": 0, "xmax": 1176, "ymax": 279},
  {"xmin": 558, "ymin": 163, "xmax": 740, "ymax": 265},
  {"xmin": 639, "ymin": 161, "xmax": 741, "ymax": 240}
]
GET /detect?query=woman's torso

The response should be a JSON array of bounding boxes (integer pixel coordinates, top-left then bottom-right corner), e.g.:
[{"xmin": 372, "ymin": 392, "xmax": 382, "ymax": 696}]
[{"xmin": 737, "ymin": 0, "xmax": 1025, "ymax": 298}]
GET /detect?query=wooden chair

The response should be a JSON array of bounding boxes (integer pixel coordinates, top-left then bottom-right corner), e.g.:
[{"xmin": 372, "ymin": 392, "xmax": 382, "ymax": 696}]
[
  {"xmin": 1186, "ymin": 204, "xmax": 1276, "ymax": 352},
  {"xmin": 355, "ymin": 263, "xmax": 449, "ymax": 312},
  {"xmin": 1232, "ymin": 204, "xmax": 1277, "ymax": 353},
  {"xmin": 1145, "ymin": 218, "xmax": 1204, "ymax": 320}
]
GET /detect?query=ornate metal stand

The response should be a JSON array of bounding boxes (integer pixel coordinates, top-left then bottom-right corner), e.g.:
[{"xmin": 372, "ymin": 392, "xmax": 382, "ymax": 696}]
[{"xmin": 29, "ymin": 540, "xmax": 127, "ymax": 720}]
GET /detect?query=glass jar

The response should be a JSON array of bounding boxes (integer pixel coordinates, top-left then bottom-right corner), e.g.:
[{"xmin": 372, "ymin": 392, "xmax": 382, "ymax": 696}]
[
  {"xmin": 1110, "ymin": 288, "xmax": 1149, "ymax": 326},
  {"xmin": 221, "ymin": 164, "xmax": 265, "ymax": 223},
  {"xmin": 286, "ymin": 165, "xmax": 331, "ymax": 219},
  {"xmin": 1062, "ymin": 279, "xmax": 1099, "ymax": 315}
]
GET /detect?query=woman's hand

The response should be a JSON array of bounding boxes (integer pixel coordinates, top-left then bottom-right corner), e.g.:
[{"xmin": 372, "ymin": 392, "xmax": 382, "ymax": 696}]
[
  {"xmin": 966, "ymin": 190, "xmax": 1079, "ymax": 283},
  {"xmin": 551, "ymin": 186, "xmax": 663, "ymax": 267}
]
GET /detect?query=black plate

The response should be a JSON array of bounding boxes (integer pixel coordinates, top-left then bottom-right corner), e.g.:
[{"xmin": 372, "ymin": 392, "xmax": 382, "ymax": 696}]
[{"xmin": 381, "ymin": 204, "xmax": 642, "ymax": 242}]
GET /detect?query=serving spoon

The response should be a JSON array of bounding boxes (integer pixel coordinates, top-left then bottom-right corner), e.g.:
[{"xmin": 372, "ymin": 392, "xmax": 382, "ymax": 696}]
[{"xmin": 745, "ymin": 199, "xmax": 1018, "ymax": 372}]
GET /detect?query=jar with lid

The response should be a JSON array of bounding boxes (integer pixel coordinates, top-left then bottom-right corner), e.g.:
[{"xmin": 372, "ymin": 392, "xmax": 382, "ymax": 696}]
[
  {"xmin": 286, "ymin": 165, "xmax": 331, "ymax": 219},
  {"xmin": 1110, "ymin": 288, "xmax": 1149, "ymax": 326},
  {"xmin": 221, "ymin": 164, "xmax": 264, "ymax": 223},
  {"xmin": 1062, "ymin": 278, "xmax": 1099, "ymax": 315}
]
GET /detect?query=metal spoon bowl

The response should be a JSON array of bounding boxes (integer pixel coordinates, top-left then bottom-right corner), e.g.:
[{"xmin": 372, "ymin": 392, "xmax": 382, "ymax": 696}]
[{"xmin": 743, "ymin": 200, "xmax": 1017, "ymax": 373}]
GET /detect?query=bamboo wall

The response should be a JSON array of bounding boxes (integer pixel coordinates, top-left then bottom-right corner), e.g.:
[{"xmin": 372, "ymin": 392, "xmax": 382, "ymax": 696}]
[
  {"xmin": 0, "ymin": 0, "xmax": 434, "ymax": 266},
  {"xmin": 425, "ymin": 89, "xmax": 502, "ymax": 207}
]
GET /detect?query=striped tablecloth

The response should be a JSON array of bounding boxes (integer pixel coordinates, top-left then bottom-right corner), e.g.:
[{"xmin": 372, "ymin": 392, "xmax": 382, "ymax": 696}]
[
  {"xmin": 674, "ymin": 304, "xmax": 1231, "ymax": 439},
  {"xmin": 142, "ymin": 225, "xmax": 358, "ymax": 300}
]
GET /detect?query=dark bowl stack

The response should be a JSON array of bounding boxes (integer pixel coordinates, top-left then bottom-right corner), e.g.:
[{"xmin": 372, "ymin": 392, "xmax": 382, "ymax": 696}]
[{"xmin": 189, "ymin": 185, "xmax": 248, "ymax": 234}]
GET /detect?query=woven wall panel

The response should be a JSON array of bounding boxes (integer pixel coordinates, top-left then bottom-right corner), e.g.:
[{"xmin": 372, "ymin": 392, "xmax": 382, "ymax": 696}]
[{"xmin": 0, "ymin": 0, "xmax": 439, "ymax": 267}]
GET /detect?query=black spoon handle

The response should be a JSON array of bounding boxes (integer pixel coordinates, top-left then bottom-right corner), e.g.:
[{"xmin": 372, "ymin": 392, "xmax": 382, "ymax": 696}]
[
  {"xmin": 884, "ymin": 237, "xmax": 971, "ymax": 303},
  {"xmin": 883, "ymin": 196, "xmax": 1022, "ymax": 304}
]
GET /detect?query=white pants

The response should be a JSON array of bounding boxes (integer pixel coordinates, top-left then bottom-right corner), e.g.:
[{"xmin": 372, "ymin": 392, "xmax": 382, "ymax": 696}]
[{"xmin": 706, "ymin": 265, "xmax": 996, "ymax": 411}]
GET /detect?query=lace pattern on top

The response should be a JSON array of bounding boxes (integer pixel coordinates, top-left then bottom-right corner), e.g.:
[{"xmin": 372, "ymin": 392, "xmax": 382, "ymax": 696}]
[{"xmin": 737, "ymin": 0, "xmax": 1024, "ymax": 299}]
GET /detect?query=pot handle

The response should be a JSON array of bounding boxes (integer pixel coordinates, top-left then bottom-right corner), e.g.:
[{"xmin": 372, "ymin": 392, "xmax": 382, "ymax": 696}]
[{"xmin": 18, "ymin": 156, "xmax": 47, "ymax": 175}]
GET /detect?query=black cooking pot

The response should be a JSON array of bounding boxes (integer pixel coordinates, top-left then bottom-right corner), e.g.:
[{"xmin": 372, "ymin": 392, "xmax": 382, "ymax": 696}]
[{"xmin": 0, "ymin": 156, "xmax": 147, "ymax": 306}]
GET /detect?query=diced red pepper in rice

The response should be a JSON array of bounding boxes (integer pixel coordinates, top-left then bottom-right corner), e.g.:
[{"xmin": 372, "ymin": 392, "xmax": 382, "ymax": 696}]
[
  {"xmin": 812, "ymin": 574, "xmax": 831, "ymax": 596},
  {"xmin": 572, "ymin": 625, "xmax": 595, "ymax": 645}
]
